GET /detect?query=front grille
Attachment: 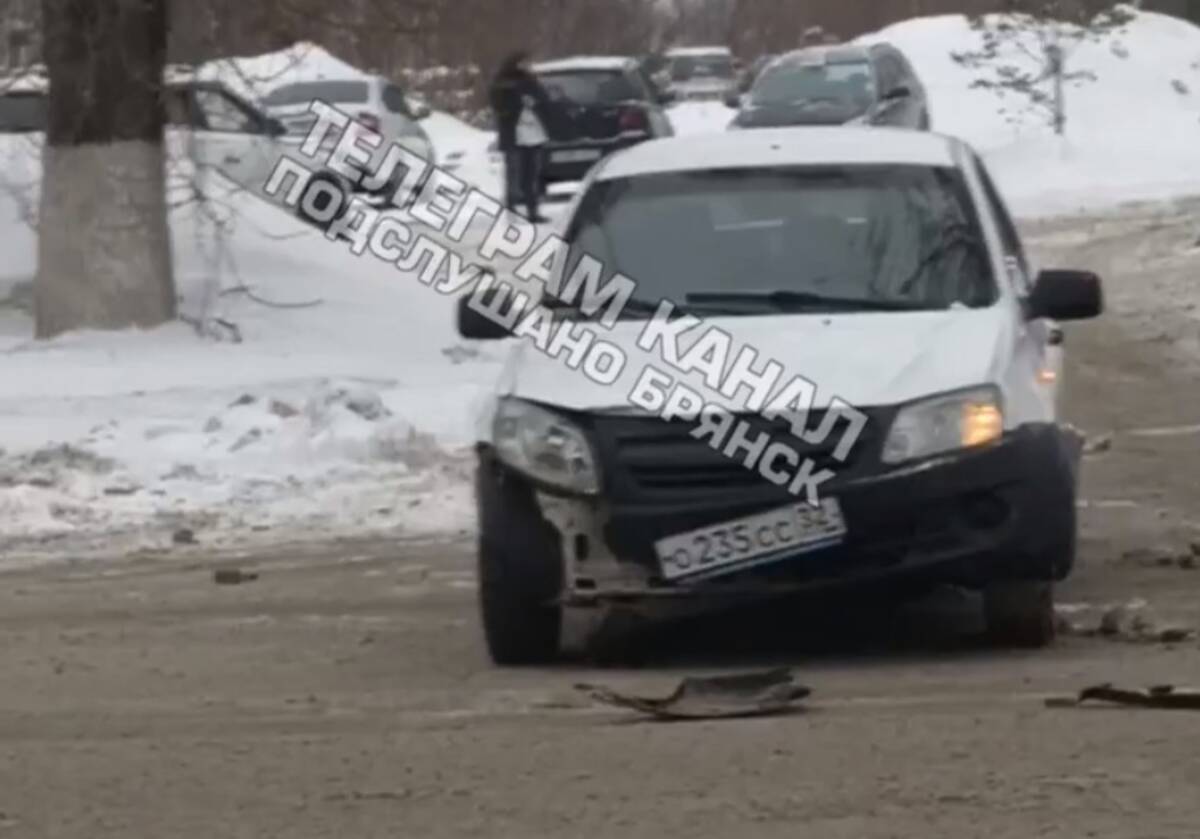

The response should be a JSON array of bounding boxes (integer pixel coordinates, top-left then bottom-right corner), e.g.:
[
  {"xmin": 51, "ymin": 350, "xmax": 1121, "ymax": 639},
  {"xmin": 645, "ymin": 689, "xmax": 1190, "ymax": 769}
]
[{"xmin": 590, "ymin": 409, "xmax": 885, "ymax": 500}]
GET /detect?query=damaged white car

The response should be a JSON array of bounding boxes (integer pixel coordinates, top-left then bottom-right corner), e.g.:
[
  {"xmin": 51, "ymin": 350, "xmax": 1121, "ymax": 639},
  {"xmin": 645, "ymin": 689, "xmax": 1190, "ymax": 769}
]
[{"xmin": 457, "ymin": 126, "xmax": 1102, "ymax": 665}]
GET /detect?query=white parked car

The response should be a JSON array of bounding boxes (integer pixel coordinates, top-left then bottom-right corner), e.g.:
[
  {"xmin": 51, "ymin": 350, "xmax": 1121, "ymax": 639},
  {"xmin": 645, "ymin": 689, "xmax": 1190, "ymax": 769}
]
[
  {"xmin": 0, "ymin": 65, "xmax": 361, "ymax": 225},
  {"xmin": 262, "ymin": 74, "xmax": 436, "ymax": 204},
  {"xmin": 456, "ymin": 126, "xmax": 1100, "ymax": 664},
  {"xmin": 663, "ymin": 46, "xmax": 740, "ymax": 101}
]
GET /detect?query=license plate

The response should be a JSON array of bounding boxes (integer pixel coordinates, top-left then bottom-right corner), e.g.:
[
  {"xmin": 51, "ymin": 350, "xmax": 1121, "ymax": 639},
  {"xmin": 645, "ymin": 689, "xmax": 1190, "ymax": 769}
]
[
  {"xmin": 654, "ymin": 498, "xmax": 847, "ymax": 583},
  {"xmin": 552, "ymin": 149, "xmax": 602, "ymax": 163}
]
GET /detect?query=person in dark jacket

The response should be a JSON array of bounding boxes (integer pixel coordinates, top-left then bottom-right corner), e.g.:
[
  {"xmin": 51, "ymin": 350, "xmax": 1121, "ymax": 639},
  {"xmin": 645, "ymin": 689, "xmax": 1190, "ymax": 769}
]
[{"xmin": 489, "ymin": 50, "xmax": 554, "ymax": 222}]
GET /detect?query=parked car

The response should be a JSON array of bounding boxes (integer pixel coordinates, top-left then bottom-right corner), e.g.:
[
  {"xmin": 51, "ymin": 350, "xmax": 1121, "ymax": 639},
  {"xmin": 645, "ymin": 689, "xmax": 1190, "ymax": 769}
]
[
  {"xmin": 456, "ymin": 125, "xmax": 1101, "ymax": 664},
  {"xmin": 737, "ymin": 53, "xmax": 778, "ymax": 94},
  {"xmin": 727, "ymin": 43, "xmax": 931, "ymax": 131},
  {"xmin": 527, "ymin": 56, "xmax": 675, "ymax": 190},
  {"xmin": 262, "ymin": 74, "xmax": 436, "ymax": 205},
  {"xmin": 0, "ymin": 65, "xmax": 371, "ymax": 228},
  {"xmin": 663, "ymin": 46, "xmax": 739, "ymax": 102}
]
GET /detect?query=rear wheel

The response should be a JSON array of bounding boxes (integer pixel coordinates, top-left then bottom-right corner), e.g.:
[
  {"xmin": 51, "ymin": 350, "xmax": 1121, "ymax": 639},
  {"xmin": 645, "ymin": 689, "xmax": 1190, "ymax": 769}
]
[{"xmin": 983, "ymin": 580, "xmax": 1056, "ymax": 648}]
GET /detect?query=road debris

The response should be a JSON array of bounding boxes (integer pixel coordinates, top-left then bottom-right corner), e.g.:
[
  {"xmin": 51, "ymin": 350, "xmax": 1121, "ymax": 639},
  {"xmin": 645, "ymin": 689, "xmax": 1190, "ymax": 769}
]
[
  {"xmin": 1054, "ymin": 599, "xmax": 1195, "ymax": 644},
  {"xmin": 574, "ymin": 668, "xmax": 810, "ymax": 721},
  {"xmin": 213, "ymin": 568, "xmax": 259, "ymax": 586},
  {"xmin": 1046, "ymin": 683, "xmax": 1200, "ymax": 710}
]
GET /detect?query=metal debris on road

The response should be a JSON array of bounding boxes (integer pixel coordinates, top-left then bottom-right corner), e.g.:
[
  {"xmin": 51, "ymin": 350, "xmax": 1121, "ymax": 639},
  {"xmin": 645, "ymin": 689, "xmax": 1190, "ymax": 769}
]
[
  {"xmin": 575, "ymin": 668, "xmax": 810, "ymax": 721},
  {"xmin": 213, "ymin": 568, "xmax": 259, "ymax": 586},
  {"xmin": 1046, "ymin": 683, "xmax": 1200, "ymax": 710}
]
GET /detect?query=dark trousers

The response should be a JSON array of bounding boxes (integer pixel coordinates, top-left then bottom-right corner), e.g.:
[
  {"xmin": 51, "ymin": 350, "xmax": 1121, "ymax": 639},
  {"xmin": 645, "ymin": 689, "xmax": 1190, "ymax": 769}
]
[{"xmin": 504, "ymin": 145, "xmax": 544, "ymax": 218}]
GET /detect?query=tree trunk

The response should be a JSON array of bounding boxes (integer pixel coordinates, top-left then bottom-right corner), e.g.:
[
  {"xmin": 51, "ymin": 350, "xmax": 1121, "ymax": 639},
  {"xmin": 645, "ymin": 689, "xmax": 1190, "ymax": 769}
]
[{"xmin": 35, "ymin": 0, "xmax": 174, "ymax": 339}]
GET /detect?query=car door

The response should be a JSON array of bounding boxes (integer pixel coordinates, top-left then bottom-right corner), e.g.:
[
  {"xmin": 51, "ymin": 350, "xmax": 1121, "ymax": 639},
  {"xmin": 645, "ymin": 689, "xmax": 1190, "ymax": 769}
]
[
  {"xmin": 871, "ymin": 51, "xmax": 909, "ymax": 127},
  {"xmin": 629, "ymin": 67, "xmax": 674, "ymax": 138},
  {"xmin": 974, "ymin": 155, "xmax": 1062, "ymax": 416},
  {"xmin": 891, "ymin": 50, "xmax": 927, "ymax": 128},
  {"xmin": 188, "ymin": 84, "xmax": 282, "ymax": 194}
]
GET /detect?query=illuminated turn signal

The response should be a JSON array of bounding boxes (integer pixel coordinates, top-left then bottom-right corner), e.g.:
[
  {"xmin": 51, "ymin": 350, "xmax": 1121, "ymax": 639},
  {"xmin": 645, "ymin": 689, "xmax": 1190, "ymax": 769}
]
[{"xmin": 963, "ymin": 403, "xmax": 1003, "ymax": 448}]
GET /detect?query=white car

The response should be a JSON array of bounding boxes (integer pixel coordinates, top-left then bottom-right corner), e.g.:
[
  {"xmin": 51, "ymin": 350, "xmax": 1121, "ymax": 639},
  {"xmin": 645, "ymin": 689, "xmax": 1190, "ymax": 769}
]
[
  {"xmin": 262, "ymin": 74, "xmax": 436, "ymax": 203},
  {"xmin": 0, "ymin": 65, "xmax": 358, "ymax": 224},
  {"xmin": 663, "ymin": 46, "xmax": 739, "ymax": 101},
  {"xmin": 456, "ymin": 126, "xmax": 1100, "ymax": 664}
]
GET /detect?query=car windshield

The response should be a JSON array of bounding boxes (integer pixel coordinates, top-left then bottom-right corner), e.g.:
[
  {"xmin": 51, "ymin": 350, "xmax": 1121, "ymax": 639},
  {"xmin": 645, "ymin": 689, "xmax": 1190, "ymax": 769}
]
[
  {"xmin": 752, "ymin": 59, "xmax": 875, "ymax": 107},
  {"xmin": 263, "ymin": 80, "xmax": 370, "ymax": 107},
  {"xmin": 670, "ymin": 55, "xmax": 734, "ymax": 82},
  {"xmin": 560, "ymin": 164, "xmax": 995, "ymax": 316},
  {"xmin": 0, "ymin": 92, "xmax": 47, "ymax": 132},
  {"xmin": 537, "ymin": 71, "xmax": 637, "ymax": 105}
]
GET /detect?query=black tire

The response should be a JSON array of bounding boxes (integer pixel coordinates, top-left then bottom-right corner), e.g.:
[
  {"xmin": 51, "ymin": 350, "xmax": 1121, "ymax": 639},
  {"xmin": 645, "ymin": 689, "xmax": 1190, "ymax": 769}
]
[
  {"xmin": 478, "ymin": 542, "xmax": 561, "ymax": 666},
  {"xmin": 983, "ymin": 580, "xmax": 1056, "ymax": 649},
  {"xmin": 296, "ymin": 171, "xmax": 350, "ymax": 230}
]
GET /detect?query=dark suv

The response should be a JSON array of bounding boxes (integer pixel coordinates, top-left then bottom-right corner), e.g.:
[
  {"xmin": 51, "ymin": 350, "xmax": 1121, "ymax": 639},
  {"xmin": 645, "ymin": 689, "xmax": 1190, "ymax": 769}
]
[
  {"xmin": 727, "ymin": 43, "xmax": 930, "ymax": 131},
  {"xmin": 527, "ymin": 56, "xmax": 676, "ymax": 187}
]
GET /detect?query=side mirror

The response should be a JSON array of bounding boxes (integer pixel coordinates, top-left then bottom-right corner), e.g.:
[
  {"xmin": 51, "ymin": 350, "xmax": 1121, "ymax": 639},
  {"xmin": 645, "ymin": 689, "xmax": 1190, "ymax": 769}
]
[
  {"xmin": 265, "ymin": 117, "xmax": 287, "ymax": 137},
  {"xmin": 883, "ymin": 85, "xmax": 912, "ymax": 101},
  {"xmin": 457, "ymin": 292, "xmax": 513, "ymax": 340},
  {"xmin": 723, "ymin": 91, "xmax": 742, "ymax": 109},
  {"xmin": 1026, "ymin": 269, "xmax": 1103, "ymax": 321}
]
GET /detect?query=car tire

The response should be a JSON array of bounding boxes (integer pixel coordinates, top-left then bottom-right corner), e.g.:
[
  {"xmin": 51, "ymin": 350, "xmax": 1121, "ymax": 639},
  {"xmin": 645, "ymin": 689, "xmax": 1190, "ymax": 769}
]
[
  {"xmin": 296, "ymin": 171, "xmax": 350, "ymax": 229},
  {"xmin": 983, "ymin": 580, "xmax": 1056, "ymax": 649},
  {"xmin": 478, "ymin": 541, "xmax": 562, "ymax": 666}
]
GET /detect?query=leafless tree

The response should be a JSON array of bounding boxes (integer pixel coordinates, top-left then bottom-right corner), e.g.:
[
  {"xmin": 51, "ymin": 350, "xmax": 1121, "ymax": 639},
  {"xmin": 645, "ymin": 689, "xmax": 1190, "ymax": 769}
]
[{"xmin": 951, "ymin": 0, "xmax": 1134, "ymax": 135}]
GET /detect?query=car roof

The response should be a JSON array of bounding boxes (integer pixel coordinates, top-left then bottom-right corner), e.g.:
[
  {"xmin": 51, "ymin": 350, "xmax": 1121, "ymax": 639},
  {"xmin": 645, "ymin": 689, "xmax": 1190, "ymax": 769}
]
[
  {"xmin": 773, "ymin": 44, "xmax": 872, "ymax": 67},
  {"xmin": 665, "ymin": 46, "xmax": 733, "ymax": 58},
  {"xmin": 597, "ymin": 127, "xmax": 962, "ymax": 180},
  {"xmin": 532, "ymin": 56, "xmax": 634, "ymax": 74}
]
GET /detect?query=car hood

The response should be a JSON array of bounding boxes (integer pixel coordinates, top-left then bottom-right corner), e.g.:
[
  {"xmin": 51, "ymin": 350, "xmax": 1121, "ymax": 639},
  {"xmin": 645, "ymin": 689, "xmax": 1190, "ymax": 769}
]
[
  {"xmin": 734, "ymin": 100, "xmax": 866, "ymax": 127},
  {"xmin": 502, "ymin": 307, "xmax": 1014, "ymax": 415}
]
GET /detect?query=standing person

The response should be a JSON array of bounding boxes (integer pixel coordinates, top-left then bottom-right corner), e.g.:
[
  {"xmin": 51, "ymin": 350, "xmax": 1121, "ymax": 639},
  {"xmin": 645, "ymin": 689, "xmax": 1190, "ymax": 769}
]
[{"xmin": 489, "ymin": 50, "xmax": 553, "ymax": 223}]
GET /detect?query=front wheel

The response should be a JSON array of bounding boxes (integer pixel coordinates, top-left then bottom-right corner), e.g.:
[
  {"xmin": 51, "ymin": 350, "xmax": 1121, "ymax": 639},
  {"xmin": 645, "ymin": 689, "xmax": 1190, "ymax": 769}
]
[
  {"xmin": 983, "ymin": 580, "xmax": 1056, "ymax": 648},
  {"xmin": 478, "ymin": 542, "xmax": 562, "ymax": 666}
]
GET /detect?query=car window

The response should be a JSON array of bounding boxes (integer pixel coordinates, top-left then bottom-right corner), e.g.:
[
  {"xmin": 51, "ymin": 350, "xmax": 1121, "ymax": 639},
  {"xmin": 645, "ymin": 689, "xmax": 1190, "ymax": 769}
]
[
  {"xmin": 263, "ymin": 80, "xmax": 371, "ymax": 107},
  {"xmin": 537, "ymin": 71, "xmax": 639, "ymax": 105},
  {"xmin": 565, "ymin": 164, "xmax": 996, "ymax": 313},
  {"xmin": 624, "ymin": 69, "xmax": 652, "ymax": 102},
  {"xmin": 382, "ymin": 84, "xmax": 414, "ymax": 117},
  {"xmin": 974, "ymin": 156, "xmax": 1031, "ymax": 291},
  {"xmin": 0, "ymin": 92, "xmax": 46, "ymax": 132},
  {"xmin": 193, "ymin": 88, "xmax": 264, "ymax": 133},
  {"xmin": 669, "ymin": 55, "xmax": 734, "ymax": 82},
  {"xmin": 750, "ymin": 60, "xmax": 875, "ymax": 108}
]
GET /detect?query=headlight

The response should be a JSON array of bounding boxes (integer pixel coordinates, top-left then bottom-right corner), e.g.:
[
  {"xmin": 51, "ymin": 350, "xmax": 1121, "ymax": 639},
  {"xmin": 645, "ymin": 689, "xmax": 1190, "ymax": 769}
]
[
  {"xmin": 881, "ymin": 387, "xmax": 1004, "ymax": 465},
  {"xmin": 492, "ymin": 398, "xmax": 600, "ymax": 494}
]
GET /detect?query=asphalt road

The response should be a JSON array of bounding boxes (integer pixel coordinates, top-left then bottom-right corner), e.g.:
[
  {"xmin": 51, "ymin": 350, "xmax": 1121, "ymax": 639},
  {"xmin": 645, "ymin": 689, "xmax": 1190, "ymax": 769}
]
[{"xmin": 2, "ymin": 206, "xmax": 1200, "ymax": 838}]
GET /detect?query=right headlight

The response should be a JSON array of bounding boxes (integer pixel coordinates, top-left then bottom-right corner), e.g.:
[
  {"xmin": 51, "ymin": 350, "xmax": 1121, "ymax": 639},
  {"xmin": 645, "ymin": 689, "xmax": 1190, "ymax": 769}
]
[
  {"xmin": 881, "ymin": 386, "xmax": 1004, "ymax": 465},
  {"xmin": 492, "ymin": 397, "xmax": 600, "ymax": 495}
]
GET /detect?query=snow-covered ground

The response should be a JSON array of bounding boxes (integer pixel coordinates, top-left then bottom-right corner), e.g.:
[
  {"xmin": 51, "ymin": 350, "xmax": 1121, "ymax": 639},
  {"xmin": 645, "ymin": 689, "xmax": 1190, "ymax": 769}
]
[{"xmin": 1, "ymin": 8, "xmax": 1199, "ymax": 560}]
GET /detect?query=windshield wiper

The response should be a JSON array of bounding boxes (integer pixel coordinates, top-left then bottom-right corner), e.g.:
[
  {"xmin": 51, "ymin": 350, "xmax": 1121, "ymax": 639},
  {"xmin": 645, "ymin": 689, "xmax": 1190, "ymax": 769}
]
[
  {"xmin": 542, "ymin": 294, "xmax": 746, "ymax": 321},
  {"xmin": 898, "ymin": 224, "xmax": 989, "ymax": 296},
  {"xmin": 686, "ymin": 289, "xmax": 932, "ymax": 312}
]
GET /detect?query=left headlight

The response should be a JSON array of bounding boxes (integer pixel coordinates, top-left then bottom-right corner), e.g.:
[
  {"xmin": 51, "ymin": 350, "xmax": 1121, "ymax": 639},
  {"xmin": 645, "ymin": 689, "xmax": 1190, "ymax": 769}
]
[
  {"xmin": 881, "ymin": 386, "xmax": 1004, "ymax": 465},
  {"xmin": 492, "ymin": 398, "xmax": 601, "ymax": 495}
]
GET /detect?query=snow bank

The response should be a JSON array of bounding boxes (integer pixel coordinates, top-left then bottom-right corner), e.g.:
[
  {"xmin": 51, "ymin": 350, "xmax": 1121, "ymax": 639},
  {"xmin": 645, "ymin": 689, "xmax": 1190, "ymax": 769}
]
[{"xmin": 856, "ymin": 8, "xmax": 1200, "ymax": 216}]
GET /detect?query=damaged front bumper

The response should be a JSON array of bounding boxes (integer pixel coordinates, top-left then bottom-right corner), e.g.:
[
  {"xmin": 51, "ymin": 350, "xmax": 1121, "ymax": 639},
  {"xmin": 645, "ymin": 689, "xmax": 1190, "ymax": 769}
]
[{"xmin": 477, "ymin": 422, "xmax": 1079, "ymax": 615}]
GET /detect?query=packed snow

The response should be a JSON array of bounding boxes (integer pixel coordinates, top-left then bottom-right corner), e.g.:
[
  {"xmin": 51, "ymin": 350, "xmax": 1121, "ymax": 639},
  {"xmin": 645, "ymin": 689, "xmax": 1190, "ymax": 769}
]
[{"xmin": 2, "ymin": 7, "xmax": 1199, "ymax": 560}]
